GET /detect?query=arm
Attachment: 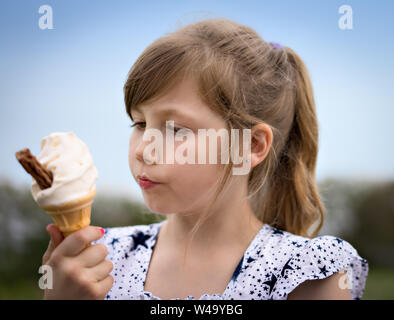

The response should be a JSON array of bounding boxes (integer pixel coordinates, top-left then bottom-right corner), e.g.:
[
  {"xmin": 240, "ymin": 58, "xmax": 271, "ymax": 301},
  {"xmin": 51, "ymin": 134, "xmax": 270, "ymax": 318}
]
[{"xmin": 287, "ymin": 269, "xmax": 351, "ymax": 300}]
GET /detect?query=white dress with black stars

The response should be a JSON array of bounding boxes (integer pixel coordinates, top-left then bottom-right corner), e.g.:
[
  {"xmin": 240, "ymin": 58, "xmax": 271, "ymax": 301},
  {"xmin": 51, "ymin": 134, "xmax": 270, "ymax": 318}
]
[{"xmin": 91, "ymin": 220, "xmax": 369, "ymax": 300}]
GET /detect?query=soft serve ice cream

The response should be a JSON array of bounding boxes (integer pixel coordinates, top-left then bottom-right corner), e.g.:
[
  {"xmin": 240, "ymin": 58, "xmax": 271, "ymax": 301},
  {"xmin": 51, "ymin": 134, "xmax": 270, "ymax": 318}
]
[
  {"xmin": 15, "ymin": 131, "xmax": 98, "ymax": 237},
  {"xmin": 31, "ymin": 132, "xmax": 98, "ymax": 208}
]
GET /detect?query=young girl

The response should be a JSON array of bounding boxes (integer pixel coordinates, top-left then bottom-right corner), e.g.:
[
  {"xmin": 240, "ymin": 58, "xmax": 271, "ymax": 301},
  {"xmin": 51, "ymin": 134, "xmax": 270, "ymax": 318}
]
[{"xmin": 42, "ymin": 18, "xmax": 368, "ymax": 300}]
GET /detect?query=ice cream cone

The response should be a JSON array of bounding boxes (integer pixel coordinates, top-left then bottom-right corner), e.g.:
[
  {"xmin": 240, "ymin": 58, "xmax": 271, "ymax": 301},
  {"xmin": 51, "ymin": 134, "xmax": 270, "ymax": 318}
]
[{"xmin": 42, "ymin": 189, "xmax": 96, "ymax": 238}]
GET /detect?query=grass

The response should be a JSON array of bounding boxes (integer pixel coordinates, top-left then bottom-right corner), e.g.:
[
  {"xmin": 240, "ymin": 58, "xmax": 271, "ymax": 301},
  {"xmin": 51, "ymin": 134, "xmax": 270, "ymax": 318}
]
[
  {"xmin": 362, "ymin": 267, "xmax": 394, "ymax": 300},
  {"xmin": 0, "ymin": 280, "xmax": 43, "ymax": 300}
]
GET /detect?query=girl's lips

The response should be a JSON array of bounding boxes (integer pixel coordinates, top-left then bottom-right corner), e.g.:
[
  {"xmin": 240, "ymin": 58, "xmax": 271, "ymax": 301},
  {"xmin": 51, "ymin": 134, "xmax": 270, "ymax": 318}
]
[{"xmin": 138, "ymin": 177, "xmax": 160, "ymax": 190}]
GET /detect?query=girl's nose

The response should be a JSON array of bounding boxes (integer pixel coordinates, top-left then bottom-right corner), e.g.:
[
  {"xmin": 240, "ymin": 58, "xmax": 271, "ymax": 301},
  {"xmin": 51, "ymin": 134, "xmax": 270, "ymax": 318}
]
[{"xmin": 135, "ymin": 137, "xmax": 159, "ymax": 165}]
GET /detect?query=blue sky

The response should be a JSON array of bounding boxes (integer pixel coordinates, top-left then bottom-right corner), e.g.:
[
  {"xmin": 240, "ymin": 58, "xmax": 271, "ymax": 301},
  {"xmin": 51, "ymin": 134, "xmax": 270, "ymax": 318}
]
[{"xmin": 1, "ymin": 0, "xmax": 393, "ymax": 202}]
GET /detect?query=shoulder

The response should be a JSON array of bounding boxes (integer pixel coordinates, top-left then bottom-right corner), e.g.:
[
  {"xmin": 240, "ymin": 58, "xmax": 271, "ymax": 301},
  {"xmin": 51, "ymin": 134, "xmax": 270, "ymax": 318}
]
[
  {"xmin": 256, "ymin": 227, "xmax": 369, "ymax": 300},
  {"xmin": 286, "ymin": 267, "xmax": 351, "ymax": 300}
]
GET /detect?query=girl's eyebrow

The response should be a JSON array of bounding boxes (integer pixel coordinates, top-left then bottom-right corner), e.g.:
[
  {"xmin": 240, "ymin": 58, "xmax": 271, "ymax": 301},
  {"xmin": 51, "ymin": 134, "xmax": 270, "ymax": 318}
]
[{"xmin": 132, "ymin": 105, "xmax": 197, "ymax": 122}]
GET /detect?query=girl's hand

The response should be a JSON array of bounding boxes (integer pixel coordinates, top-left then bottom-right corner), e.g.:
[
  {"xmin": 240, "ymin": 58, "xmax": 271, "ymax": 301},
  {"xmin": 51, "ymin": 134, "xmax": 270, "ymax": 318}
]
[{"xmin": 42, "ymin": 224, "xmax": 114, "ymax": 300}]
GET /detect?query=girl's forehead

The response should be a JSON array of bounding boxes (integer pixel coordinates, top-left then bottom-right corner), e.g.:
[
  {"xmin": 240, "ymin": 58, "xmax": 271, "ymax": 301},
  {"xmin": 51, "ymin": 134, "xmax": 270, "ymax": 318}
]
[
  {"xmin": 131, "ymin": 75, "xmax": 226, "ymax": 125},
  {"xmin": 133, "ymin": 103, "xmax": 198, "ymax": 122},
  {"xmin": 133, "ymin": 80, "xmax": 208, "ymax": 113}
]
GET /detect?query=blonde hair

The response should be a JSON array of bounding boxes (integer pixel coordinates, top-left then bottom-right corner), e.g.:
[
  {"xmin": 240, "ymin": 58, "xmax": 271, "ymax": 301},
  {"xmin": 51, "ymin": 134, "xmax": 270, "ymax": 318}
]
[{"xmin": 124, "ymin": 18, "xmax": 325, "ymax": 264}]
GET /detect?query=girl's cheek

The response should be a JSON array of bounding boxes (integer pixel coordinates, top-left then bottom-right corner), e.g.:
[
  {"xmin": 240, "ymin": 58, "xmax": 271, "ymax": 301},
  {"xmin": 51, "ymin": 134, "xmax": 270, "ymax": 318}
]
[
  {"xmin": 128, "ymin": 134, "xmax": 137, "ymax": 168},
  {"xmin": 172, "ymin": 134, "xmax": 224, "ymax": 172},
  {"xmin": 128, "ymin": 131, "xmax": 226, "ymax": 171}
]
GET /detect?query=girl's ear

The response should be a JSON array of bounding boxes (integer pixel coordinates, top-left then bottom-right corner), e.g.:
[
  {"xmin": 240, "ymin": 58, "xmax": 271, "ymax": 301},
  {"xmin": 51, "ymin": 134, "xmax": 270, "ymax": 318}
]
[{"xmin": 250, "ymin": 123, "xmax": 273, "ymax": 168}]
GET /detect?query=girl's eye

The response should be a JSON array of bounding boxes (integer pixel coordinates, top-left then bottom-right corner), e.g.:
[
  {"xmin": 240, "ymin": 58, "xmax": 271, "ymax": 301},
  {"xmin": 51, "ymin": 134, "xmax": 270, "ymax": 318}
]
[
  {"xmin": 166, "ymin": 125, "xmax": 183, "ymax": 133},
  {"xmin": 130, "ymin": 122, "xmax": 146, "ymax": 130},
  {"xmin": 130, "ymin": 122, "xmax": 184, "ymax": 133}
]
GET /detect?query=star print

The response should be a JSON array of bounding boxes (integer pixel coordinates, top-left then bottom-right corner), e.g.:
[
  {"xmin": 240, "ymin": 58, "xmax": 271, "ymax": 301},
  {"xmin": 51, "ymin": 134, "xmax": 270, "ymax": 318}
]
[
  {"xmin": 130, "ymin": 231, "xmax": 152, "ymax": 251},
  {"xmin": 110, "ymin": 238, "xmax": 119, "ymax": 248},
  {"xmin": 231, "ymin": 256, "xmax": 244, "ymax": 282},
  {"xmin": 247, "ymin": 256, "xmax": 256, "ymax": 264},
  {"xmin": 98, "ymin": 217, "xmax": 368, "ymax": 300},
  {"xmin": 319, "ymin": 265, "xmax": 329, "ymax": 276},
  {"xmin": 272, "ymin": 228, "xmax": 284, "ymax": 235},
  {"xmin": 281, "ymin": 258, "xmax": 294, "ymax": 277},
  {"xmin": 263, "ymin": 274, "xmax": 277, "ymax": 295}
]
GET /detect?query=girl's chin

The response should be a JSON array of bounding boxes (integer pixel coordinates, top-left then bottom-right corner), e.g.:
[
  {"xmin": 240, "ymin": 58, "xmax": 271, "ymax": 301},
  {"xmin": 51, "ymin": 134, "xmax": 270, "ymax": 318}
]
[{"xmin": 143, "ymin": 201, "xmax": 176, "ymax": 215}]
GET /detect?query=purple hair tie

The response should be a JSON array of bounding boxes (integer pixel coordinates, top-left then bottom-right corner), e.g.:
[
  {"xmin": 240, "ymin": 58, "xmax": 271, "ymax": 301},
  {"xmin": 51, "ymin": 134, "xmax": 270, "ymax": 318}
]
[{"xmin": 269, "ymin": 42, "xmax": 283, "ymax": 49}]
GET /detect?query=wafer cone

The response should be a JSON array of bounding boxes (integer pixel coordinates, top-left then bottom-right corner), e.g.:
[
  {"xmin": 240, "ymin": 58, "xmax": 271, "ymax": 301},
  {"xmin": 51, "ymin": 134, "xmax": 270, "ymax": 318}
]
[{"xmin": 42, "ymin": 189, "xmax": 96, "ymax": 238}]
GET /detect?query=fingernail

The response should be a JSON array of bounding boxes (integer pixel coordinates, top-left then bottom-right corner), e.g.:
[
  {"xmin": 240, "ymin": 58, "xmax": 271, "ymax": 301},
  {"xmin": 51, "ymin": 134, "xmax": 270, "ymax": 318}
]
[{"xmin": 100, "ymin": 227, "xmax": 105, "ymax": 235}]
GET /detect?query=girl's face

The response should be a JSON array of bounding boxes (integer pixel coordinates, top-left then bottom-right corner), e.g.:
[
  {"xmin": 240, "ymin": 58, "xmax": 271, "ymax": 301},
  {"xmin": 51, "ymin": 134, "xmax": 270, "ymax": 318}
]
[{"xmin": 128, "ymin": 76, "xmax": 237, "ymax": 216}]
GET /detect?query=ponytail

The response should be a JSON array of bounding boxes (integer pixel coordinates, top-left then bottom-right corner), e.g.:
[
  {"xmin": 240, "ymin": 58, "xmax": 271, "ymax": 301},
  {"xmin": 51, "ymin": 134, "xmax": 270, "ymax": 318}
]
[{"xmin": 253, "ymin": 47, "xmax": 325, "ymax": 238}]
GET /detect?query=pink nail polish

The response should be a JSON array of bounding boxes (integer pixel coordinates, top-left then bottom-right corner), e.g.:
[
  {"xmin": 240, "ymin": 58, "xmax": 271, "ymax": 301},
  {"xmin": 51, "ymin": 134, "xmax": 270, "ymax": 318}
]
[{"xmin": 100, "ymin": 227, "xmax": 105, "ymax": 235}]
